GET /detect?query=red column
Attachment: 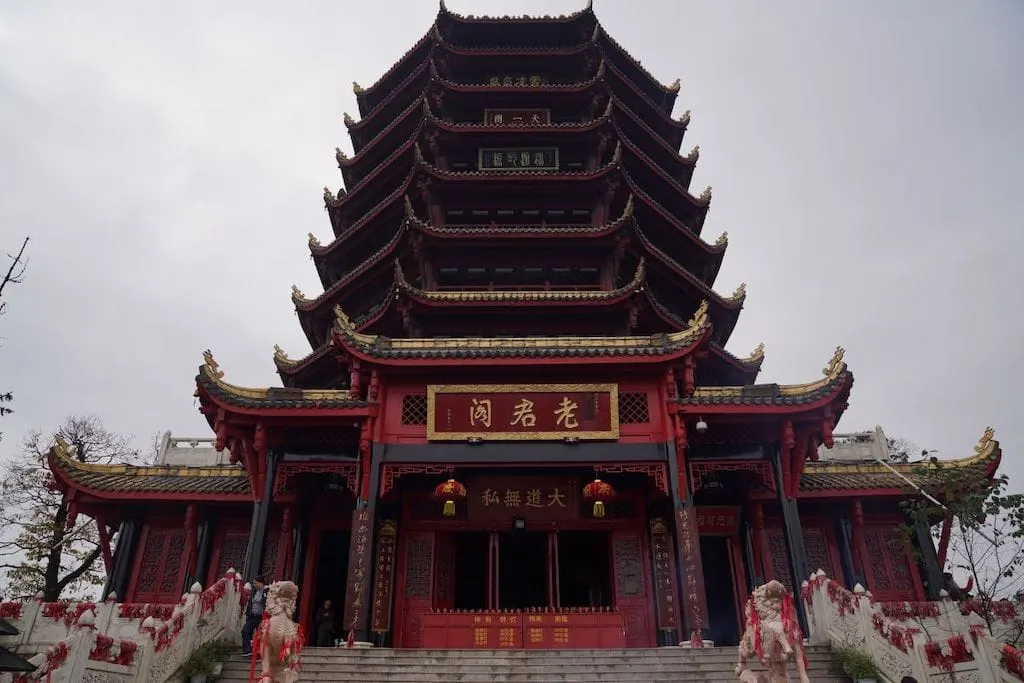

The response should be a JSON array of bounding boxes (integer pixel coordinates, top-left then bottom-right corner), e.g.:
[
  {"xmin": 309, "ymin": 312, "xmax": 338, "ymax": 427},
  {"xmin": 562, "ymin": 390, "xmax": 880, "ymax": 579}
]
[
  {"xmin": 751, "ymin": 502, "xmax": 770, "ymax": 581},
  {"xmin": 275, "ymin": 505, "xmax": 293, "ymax": 580},
  {"xmin": 851, "ymin": 500, "xmax": 868, "ymax": 584},
  {"xmin": 183, "ymin": 504, "xmax": 198, "ymax": 585}
]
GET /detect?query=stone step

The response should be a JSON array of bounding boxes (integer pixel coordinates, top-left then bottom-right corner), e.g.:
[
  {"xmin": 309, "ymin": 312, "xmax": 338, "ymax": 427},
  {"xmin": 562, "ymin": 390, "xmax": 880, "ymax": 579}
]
[{"xmin": 214, "ymin": 646, "xmax": 849, "ymax": 683}]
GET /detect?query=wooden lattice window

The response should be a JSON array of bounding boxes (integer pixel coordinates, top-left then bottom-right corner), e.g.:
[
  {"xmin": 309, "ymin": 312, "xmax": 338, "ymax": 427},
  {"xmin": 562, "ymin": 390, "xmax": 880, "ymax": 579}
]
[
  {"xmin": 401, "ymin": 395, "xmax": 428, "ymax": 425},
  {"xmin": 766, "ymin": 528, "xmax": 793, "ymax": 590},
  {"xmin": 135, "ymin": 526, "xmax": 186, "ymax": 602},
  {"xmin": 261, "ymin": 535, "xmax": 280, "ymax": 579},
  {"xmin": 803, "ymin": 527, "xmax": 836, "ymax": 579},
  {"xmin": 864, "ymin": 525, "xmax": 916, "ymax": 600},
  {"xmin": 215, "ymin": 530, "xmax": 249, "ymax": 579},
  {"xmin": 618, "ymin": 392, "xmax": 649, "ymax": 424}
]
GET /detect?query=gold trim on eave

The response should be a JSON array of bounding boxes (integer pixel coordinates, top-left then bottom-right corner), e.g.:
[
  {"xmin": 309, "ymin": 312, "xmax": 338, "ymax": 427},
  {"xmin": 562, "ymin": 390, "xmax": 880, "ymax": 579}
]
[
  {"xmin": 426, "ymin": 383, "xmax": 620, "ymax": 442},
  {"xmin": 691, "ymin": 345, "xmax": 846, "ymax": 399},
  {"xmin": 51, "ymin": 436, "xmax": 248, "ymax": 480},
  {"xmin": 333, "ymin": 299, "xmax": 710, "ymax": 351},
  {"xmin": 809, "ymin": 426, "xmax": 997, "ymax": 475},
  {"xmin": 200, "ymin": 350, "xmax": 355, "ymax": 401}
]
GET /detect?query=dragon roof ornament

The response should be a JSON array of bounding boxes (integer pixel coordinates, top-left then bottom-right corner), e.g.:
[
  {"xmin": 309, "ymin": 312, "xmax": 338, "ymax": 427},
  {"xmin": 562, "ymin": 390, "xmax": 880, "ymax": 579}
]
[
  {"xmin": 679, "ymin": 110, "xmax": 691, "ymax": 126},
  {"xmin": 343, "ymin": 112, "xmax": 355, "ymax": 128},
  {"xmin": 202, "ymin": 350, "xmax": 224, "ymax": 380},
  {"xmin": 686, "ymin": 145, "xmax": 700, "ymax": 162},
  {"xmin": 352, "ymin": 81, "xmax": 364, "ymax": 94},
  {"xmin": 273, "ymin": 344, "xmax": 291, "ymax": 365},
  {"xmin": 699, "ymin": 186, "xmax": 712, "ymax": 204},
  {"xmin": 715, "ymin": 230, "xmax": 728, "ymax": 248},
  {"xmin": 291, "ymin": 284, "xmax": 306, "ymax": 302},
  {"xmin": 669, "ymin": 78, "xmax": 681, "ymax": 93},
  {"xmin": 744, "ymin": 342, "xmax": 766, "ymax": 365},
  {"xmin": 335, "ymin": 147, "xmax": 348, "ymax": 163},
  {"xmin": 307, "ymin": 232, "xmax": 320, "ymax": 248},
  {"xmin": 729, "ymin": 282, "xmax": 747, "ymax": 302}
]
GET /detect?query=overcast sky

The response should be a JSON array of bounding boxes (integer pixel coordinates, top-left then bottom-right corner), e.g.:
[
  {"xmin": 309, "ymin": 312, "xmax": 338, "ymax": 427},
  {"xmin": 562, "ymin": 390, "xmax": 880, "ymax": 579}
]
[{"xmin": 1, "ymin": 0, "xmax": 1021, "ymax": 481}]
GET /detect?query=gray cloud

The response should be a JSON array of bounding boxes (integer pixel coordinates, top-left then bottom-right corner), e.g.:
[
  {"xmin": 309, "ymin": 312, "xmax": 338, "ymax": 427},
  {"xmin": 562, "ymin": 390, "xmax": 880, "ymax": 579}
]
[{"xmin": 1, "ymin": 0, "xmax": 1021, "ymax": 478}]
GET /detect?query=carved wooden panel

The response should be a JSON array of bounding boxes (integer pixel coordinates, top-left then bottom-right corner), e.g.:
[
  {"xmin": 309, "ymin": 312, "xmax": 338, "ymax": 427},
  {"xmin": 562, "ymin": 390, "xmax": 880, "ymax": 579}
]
[
  {"xmin": 134, "ymin": 525, "xmax": 186, "ymax": 602},
  {"xmin": 215, "ymin": 530, "xmax": 249, "ymax": 579},
  {"xmin": 864, "ymin": 525, "xmax": 916, "ymax": 600},
  {"xmin": 434, "ymin": 534, "xmax": 456, "ymax": 608},
  {"xmin": 766, "ymin": 528, "xmax": 792, "ymax": 590},
  {"xmin": 611, "ymin": 532, "xmax": 652, "ymax": 647},
  {"xmin": 803, "ymin": 527, "xmax": 836, "ymax": 579},
  {"xmin": 261, "ymin": 535, "xmax": 280, "ymax": 580},
  {"xmin": 399, "ymin": 532, "xmax": 435, "ymax": 648}
]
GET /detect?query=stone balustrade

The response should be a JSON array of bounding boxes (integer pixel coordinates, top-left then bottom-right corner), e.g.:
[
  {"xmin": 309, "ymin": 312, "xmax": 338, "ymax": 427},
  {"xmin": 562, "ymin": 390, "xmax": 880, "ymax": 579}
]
[
  {"xmin": 0, "ymin": 569, "xmax": 246, "ymax": 683},
  {"xmin": 802, "ymin": 569, "xmax": 1024, "ymax": 682}
]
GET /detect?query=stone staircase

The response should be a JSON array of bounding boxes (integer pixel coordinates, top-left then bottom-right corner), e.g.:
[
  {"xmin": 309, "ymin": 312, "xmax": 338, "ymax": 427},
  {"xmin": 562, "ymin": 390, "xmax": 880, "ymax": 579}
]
[{"xmin": 217, "ymin": 645, "xmax": 849, "ymax": 682}]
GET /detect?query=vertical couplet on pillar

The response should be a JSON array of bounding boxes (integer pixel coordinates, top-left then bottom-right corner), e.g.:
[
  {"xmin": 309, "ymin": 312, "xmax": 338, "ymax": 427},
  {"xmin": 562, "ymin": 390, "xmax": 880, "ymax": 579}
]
[
  {"xmin": 370, "ymin": 520, "xmax": 397, "ymax": 634},
  {"xmin": 343, "ymin": 506, "xmax": 373, "ymax": 637}
]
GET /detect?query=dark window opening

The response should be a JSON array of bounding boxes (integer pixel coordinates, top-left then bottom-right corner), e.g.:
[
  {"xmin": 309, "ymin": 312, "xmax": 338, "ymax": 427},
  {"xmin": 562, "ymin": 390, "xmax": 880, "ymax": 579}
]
[
  {"xmin": 453, "ymin": 532, "xmax": 489, "ymax": 611},
  {"xmin": 498, "ymin": 531, "xmax": 548, "ymax": 609},
  {"xmin": 558, "ymin": 531, "xmax": 612, "ymax": 608}
]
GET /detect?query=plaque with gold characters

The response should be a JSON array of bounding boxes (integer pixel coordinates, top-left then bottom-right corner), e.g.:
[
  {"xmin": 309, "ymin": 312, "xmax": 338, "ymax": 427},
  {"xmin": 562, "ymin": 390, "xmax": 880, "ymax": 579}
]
[{"xmin": 426, "ymin": 384, "xmax": 619, "ymax": 441}]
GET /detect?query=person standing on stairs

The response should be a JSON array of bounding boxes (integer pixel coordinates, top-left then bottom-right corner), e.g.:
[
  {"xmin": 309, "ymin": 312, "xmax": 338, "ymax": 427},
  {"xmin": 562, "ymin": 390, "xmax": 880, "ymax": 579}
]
[{"xmin": 241, "ymin": 575, "xmax": 268, "ymax": 657}]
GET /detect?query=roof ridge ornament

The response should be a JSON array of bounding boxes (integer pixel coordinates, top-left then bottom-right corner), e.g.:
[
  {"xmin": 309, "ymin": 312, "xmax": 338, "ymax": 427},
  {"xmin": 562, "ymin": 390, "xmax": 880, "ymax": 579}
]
[
  {"xmin": 343, "ymin": 112, "xmax": 355, "ymax": 128},
  {"xmin": 202, "ymin": 350, "xmax": 224, "ymax": 379},
  {"xmin": 679, "ymin": 110, "xmax": 691, "ymax": 126},
  {"xmin": 686, "ymin": 145, "xmax": 700, "ymax": 162},
  {"xmin": 714, "ymin": 230, "xmax": 728, "ymax": 247},
  {"xmin": 612, "ymin": 140, "xmax": 622, "ymax": 163},
  {"xmin": 335, "ymin": 147, "xmax": 348, "ymax": 163},
  {"xmin": 308, "ymin": 232, "xmax": 320, "ymax": 248},
  {"xmin": 623, "ymin": 194, "xmax": 635, "ymax": 217},
  {"xmin": 273, "ymin": 344, "xmax": 290, "ymax": 362},
  {"xmin": 352, "ymin": 81, "xmax": 364, "ymax": 95},
  {"xmin": 730, "ymin": 282, "xmax": 747, "ymax": 301},
  {"xmin": 699, "ymin": 186, "xmax": 712, "ymax": 204},
  {"xmin": 291, "ymin": 284, "xmax": 305, "ymax": 300},
  {"xmin": 823, "ymin": 346, "xmax": 846, "ymax": 377},
  {"xmin": 746, "ymin": 342, "xmax": 765, "ymax": 364},
  {"xmin": 323, "ymin": 187, "xmax": 334, "ymax": 204},
  {"xmin": 687, "ymin": 299, "xmax": 710, "ymax": 330},
  {"xmin": 669, "ymin": 78, "xmax": 681, "ymax": 93},
  {"xmin": 975, "ymin": 426, "xmax": 996, "ymax": 455}
]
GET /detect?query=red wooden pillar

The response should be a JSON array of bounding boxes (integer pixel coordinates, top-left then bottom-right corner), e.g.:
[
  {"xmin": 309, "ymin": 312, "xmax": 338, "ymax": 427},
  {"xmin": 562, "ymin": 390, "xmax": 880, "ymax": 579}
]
[
  {"xmin": 851, "ymin": 500, "xmax": 869, "ymax": 583},
  {"xmin": 183, "ymin": 504, "xmax": 198, "ymax": 587},
  {"xmin": 750, "ymin": 502, "xmax": 771, "ymax": 582},
  {"xmin": 275, "ymin": 505, "xmax": 293, "ymax": 581}
]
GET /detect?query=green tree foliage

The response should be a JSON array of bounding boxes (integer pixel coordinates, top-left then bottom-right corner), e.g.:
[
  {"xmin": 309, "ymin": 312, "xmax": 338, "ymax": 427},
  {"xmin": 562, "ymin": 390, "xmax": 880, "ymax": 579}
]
[{"xmin": 0, "ymin": 415, "xmax": 143, "ymax": 600}]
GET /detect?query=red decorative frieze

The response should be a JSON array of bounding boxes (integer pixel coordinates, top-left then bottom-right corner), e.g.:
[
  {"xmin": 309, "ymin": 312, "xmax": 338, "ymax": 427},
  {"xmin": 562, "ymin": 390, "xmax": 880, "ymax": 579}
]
[
  {"xmin": 594, "ymin": 463, "xmax": 668, "ymax": 495},
  {"xmin": 371, "ymin": 520, "xmax": 397, "ymax": 633},
  {"xmin": 465, "ymin": 475, "xmax": 579, "ymax": 522},
  {"xmin": 649, "ymin": 518, "xmax": 679, "ymax": 630},
  {"xmin": 342, "ymin": 507, "xmax": 372, "ymax": 632},
  {"xmin": 274, "ymin": 462, "xmax": 358, "ymax": 496},
  {"xmin": 380, "ymin": 464, "xmax": 453, "ymax": 497},
  {"xmin": 419, "ymin": 610, "xmax": 626, "ymax": 650},
  {"xmin": 689, "ymin": 461, "xmax": 775, "ymax": 493},
  {"xmin": 427, "ymin": 384, "xmax": 619, "ymax": 441},
  {"xmin": 695, "ymin": 506, "xmax": 741, "ymax": 536}
]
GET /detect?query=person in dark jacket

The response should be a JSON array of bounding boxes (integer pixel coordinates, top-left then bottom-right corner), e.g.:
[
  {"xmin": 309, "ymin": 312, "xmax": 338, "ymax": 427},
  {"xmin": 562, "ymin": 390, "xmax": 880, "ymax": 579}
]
[
  {"xmin": 241, "ymin": 576, "xmax": 268, "ymax": 657},
  {"xmin": 315, "ymin": 599, "xmax": 335, "ymax": 647}
]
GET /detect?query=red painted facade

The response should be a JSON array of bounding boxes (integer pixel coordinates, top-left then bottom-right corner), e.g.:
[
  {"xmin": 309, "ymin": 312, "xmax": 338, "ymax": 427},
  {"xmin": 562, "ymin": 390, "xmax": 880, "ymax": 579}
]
[{"xmin": 45, "ymin": 3, "xmax": 1004, "ymax": 650}]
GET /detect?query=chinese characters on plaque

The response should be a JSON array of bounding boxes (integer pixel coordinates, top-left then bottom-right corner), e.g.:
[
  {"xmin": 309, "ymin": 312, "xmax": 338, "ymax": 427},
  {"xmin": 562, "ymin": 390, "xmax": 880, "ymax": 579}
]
[
  {"xmin": 676, "ymin": 506, "xmax": 708, "ymax": 631},
  {"xmin": 486, "ymin": 74, "xmax": 548, "ymax": 87},
  {"xmin": 695, "ymin": 506, "xmax": 741, "ymax": 536},
  {"xmin": 370, "ymin": 520, "xmax": 397, "ymax": 633},
  {"xmin": 478, "ymin": 147, "xmax": 559, "ymax": 172},
  {"xmin": 466, "ymin": 476, "xmax": 579, "ymax": 522},
  {"xmin": 343, "ymin": 507, "xmax": 372, "ymax": 631},
  {"xmin": 426, "ymin": 384, "xmax": 619, "ymax": 441},
  {"xmin": 483, "ymin": 108, "xmax": 551, "ymax": 126},
  {"xmin": 649, "ymin": 519, "xmax": 679, "ymax": 630}
]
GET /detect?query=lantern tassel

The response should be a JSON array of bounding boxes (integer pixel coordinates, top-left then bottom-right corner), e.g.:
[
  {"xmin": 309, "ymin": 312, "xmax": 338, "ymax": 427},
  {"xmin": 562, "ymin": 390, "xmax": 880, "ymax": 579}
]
[
  {"xmin": 443, "ymin": 499, "xmax": 456, "ymax": 517},
  {"xmin": 593, "ymin": 501, "xmax": 605, "ymax": 518}
]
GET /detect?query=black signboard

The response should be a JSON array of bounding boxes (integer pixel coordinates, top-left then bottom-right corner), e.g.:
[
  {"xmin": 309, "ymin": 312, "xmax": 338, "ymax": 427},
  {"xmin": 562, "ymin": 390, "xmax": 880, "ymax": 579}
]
[{"xmin": 478, "ymin": 147, "xmax": 559, "ymax": 172}]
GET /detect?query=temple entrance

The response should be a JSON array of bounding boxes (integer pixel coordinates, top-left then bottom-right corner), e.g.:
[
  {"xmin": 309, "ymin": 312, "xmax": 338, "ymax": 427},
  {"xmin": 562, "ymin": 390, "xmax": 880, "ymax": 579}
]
[
  {"xmin": 454, "ymin": 532, "xmax": 489, "ymax": 610},
  {"xmin": 700, "ymin": 535, "xmax": 740, "ymax": 646},
  {"xmin": 558, "ymin": 531, "xmax": 612, "ymax": 608},
  {"xmin": 310, "ymin": 530, "xmax": 349, "ymax": 646},
  {"xmin": 498, "ymin": 531, "xmax": 548, "ymax": 609}
]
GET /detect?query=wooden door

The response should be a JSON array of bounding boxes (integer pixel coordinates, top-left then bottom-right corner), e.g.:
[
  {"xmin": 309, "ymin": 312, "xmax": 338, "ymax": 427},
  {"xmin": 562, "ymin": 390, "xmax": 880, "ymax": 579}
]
[
  {"xmin": 396, "ymin": 531, "xmax": 435, "ymax": 648},
  {"xmin": 610, "ymin": 531, "xmax": 653, "ymax": 647},
  {"xmin": 863, "ymin": 524, "xmax": 920, "ymax": 601},
  {"xmin": 131, "ymin": 525, "xmax": 187, "ymax": 603}
]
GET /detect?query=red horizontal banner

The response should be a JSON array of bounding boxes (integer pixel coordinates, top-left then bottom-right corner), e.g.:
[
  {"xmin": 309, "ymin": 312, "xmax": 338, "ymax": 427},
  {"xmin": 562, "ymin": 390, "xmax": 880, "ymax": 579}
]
[
  {"xmin": 696, "ymin": 506, "xmax": 741, "ymax": 536},
  {"xmin": 465, "ymin": 476, "xmax": 579, "ymax": 522},
  {"xmin": 427, "ymin": 384, "xmax": 619, "ymax": 441}
]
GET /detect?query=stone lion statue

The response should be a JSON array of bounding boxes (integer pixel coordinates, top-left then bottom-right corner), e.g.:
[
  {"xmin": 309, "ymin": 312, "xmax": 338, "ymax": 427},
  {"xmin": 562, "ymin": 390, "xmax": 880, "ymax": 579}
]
[
  {"xmin": 251, "ymin": 581, "xmax": 304, "ymax": 683},
  {"xmin": 736, "ymin": 580, "xmax": 809, "ymax": 683}
]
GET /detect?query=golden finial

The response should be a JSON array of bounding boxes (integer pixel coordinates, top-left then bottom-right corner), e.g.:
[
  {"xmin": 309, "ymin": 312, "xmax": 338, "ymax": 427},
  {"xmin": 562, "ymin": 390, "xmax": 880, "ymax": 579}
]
[
  {"xmin": 343, "ymin": 112, "xmax": 355, "ymax": 127},
  {"xmin": 699, "ymin": 186, "xmax": 712, "ymax": 203},
  {"xmin": 291, "ymin": 284, "xmax": 305, "ymax": 300},
  {"xmin": 335, "ymin": 147, "xmax": 348, "ymax": 163},
  {"xmin": 687, "ymin": 300, "xmax": 710, "ymax": 329},
  {"xmin": 715, "ymin": 230, "xmax": 728, "ymax": 247},
  {"xmin": 202, "ymin": 350, "xmax": 224, "ymax": 379},
  {"xmin": 323, "ymin": 187, "xmax": 334, "ymax": 203},
  {"xmin": 687, "ymin": 145, "xmax": 700, "ymax": 161},
  {"xmin": 823, "ymin": 346, "xmax": 846, "ymax": 377},
  {"xmin": 679, "ymin": 109, "xmax": 691, "ymax": 126},
  {"xmin": 353, "ymin": 81, "xmax": 364, "ymax": 94},
  {"xmin": 731, "ymin": 282, "xmax": 747, "ymax": 300},
  {"xmin": 747, "ymin": 342, "xmax": 765, "ymax": 363},
  {"xmin": 975, "ymin": 426, "xmax": 996, "ymax": 455},
  {"xmin": 273, "ymin": 344, "xmax": 289, "ymax": 362},
  {"xmin": 669, "ymin": 78, "xmax": 681, "ymax": 93},
  {"xmin": 308, "ymin": 232, "xmax": 321, "ymax": 248}
]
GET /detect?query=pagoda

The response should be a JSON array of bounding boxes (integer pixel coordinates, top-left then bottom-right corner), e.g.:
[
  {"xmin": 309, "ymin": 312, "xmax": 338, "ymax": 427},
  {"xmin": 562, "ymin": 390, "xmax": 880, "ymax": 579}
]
[{"xmin": 47, "ymin": 1, "xmax": 1001, "ymax": 649}]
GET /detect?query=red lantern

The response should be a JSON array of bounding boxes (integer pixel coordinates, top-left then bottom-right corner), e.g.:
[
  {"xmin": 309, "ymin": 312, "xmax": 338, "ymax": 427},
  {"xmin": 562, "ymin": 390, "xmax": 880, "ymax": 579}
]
[
  {"xmin": 433, "ymin": 478, "xmax": 467, "ymax": 517},
  {"xmin": 583, "ymin": 478, "xmax": 615, "ymax": 518}
]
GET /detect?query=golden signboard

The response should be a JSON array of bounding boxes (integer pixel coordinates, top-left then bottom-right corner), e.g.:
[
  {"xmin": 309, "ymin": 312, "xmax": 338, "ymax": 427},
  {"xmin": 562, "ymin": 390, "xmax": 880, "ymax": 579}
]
[{"xmin": 426, "ymin": 384, "xmax": 619, "ymax": 441}]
